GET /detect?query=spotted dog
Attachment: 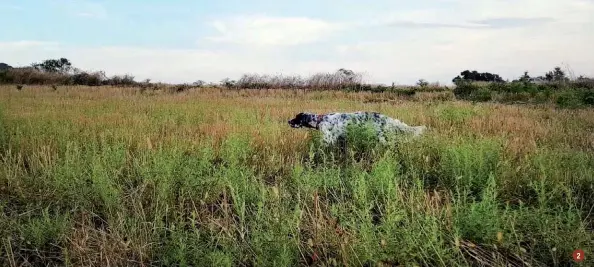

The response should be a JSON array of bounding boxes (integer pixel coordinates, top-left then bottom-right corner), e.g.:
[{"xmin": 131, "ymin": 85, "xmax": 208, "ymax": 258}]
[{"xmin": 288, "ymin": 111, "xmax": 426, "ymax": 145}]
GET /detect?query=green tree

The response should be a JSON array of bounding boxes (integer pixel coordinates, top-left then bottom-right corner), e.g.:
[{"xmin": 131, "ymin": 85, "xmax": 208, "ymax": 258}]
[
  {"xmin": 519, "ymin": 71, "xmax": 531, "ymax": 82},
  {"xmin": 416, "ymin": 79, "xmax": 429, "ymax": 87},
  {"xmin": 32, "ymin": 58, "xmax": 73, "ymax": 73},
  {"xmin": 544, "ymin": 66, "xmax": 568, "ymax": 82}
]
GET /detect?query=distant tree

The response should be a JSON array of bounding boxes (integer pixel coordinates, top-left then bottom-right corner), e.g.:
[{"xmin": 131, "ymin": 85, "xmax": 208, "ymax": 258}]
[
  {"xmin": 0, "ymin": 63, "xmax": 12, "ymax": 71},
  {"xmin": 220, "ymin": 78, "xmax": 236, "ymax": 89},
  {"xmin": 518, "ymin": 71, "xmax": 531, "ymax": 83},
  {"xmin": 453, "ymin": 69, "xmax": 504, "ymax": 84},
  {"xmin": 416, "ymin": 79, "xmax": 429, "ymax": 87},
  {"xmin": 337, "ymin": 68, "xmax": 354, "ymax": 76},
  {"xmin": 337, "ymin": 68, "xmax": 361, "ymax": 84},
  {"xmin": 32, "ymin": 58, "xmax": 72, "ymax": 73},
  {"xmin": 193, "ymin": 80, "xmax": 205, "ymax": 87},
  {"xmin": 544, "ymin": 66, "xmax": 568, "ymax": 82}
]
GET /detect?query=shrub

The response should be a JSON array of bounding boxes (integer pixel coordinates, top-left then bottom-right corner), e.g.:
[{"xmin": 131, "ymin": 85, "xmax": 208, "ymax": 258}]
[
  {"xmin": 556, "ymin": 91, "xmax": 582, "ymax": 108},
  {"xmin": 236, "ymin": 74, "xmax": 306, "ymax": 89},
  {"xmin": 395, "ymin": 88, "xmax": 417, "ymax": 97},
  {"xmin": 453, "ymin": 80, "xmax": 480, "ymax": 100},
  {"xmin": 192, "ymin": 80, "xmax": 205, "ymax": 87},
  {"xmin": 573, "ymin": 77, "xmax": 594, "ymax": 89},
  {"xmin": 581, "ymin": 89, "xmax": 594, "ymax": 106},
  {"xmin": 416, "ymin": 79, "xmax": 429, "ymax": 88},
  {"xmin": 68, "ymin": 71, "xmax": 105, "ymax": 86},
  {"xmin": 307, "ymin": 69, "xmax": 363, "ymax": 90},
  {"xmin": 487, "ymin": 82, "xmax": 508, "ymax": 92},
  {"xmin": 232, "ymin": 69, "xmax": 364, "ymax": 91},
  {"xmin": 220, "ymin": 78, "xmax": 236, "ymax": 89},
  {"xmin": 168, "ymin": 84, "xmax": 192, "ymax": 93},
  {"xmin": 1, "ymin": 67, "xmax": 69, "ymax": 85},
  {"xmin": 103, "ymin": 74, "xmax": 136, "ymax": 86},
  {"xmin": 469, "ymin": 88, "xmax": 492, "ymax": 102},
  {"xmin": 499, "ymin": 92, "xmax": 532, "ymax": 103}
]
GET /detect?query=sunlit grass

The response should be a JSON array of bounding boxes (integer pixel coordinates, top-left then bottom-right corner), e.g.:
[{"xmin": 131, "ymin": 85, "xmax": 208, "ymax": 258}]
[{"xmin": 1, "ymin": 85, "xmax": 593, "ymax": 266}]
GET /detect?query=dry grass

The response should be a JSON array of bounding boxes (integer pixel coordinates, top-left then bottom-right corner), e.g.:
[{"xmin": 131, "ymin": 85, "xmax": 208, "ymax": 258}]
[{"xmin": 1, "ymin": 85, "xmax": 593, "ymax": 266}]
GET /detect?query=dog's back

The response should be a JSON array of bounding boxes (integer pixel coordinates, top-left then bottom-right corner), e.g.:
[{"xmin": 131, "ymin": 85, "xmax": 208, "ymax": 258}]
[{"xmin": 289, "ymin": 111, "xmax": 426, "ymax": 145}]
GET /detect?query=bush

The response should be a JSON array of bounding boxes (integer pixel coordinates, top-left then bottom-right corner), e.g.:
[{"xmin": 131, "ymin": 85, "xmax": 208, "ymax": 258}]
[
  {"xmin": 416, "ymin": 79, "xmax": 429, "ymax": 88},
  {"xmin": 453, "ymin": 81, "xmax": 480, "ymax": 100},
  {"xmin": 231, "ymin": 69, "xmax": 365, "ymax": 91},
  {"xmin": 556, "ymin": 91, "xmax": 582, "ymax": 108},
  {"xmin": 68, "ymin": 71, "xmax": 105, "ymax": 86},
  {"xmin": 573, "ymin": 77, "xmax": 594, "ymax": 89},
  {"xmin": 103, "ymin": 74, "xmax": 136, "ymax": 86},
  {"xmin": 486, "ymin": 82, "xmax": 508, "ymax": 92},
  {"xmin": 499, "ymin": 92, "xmax": 533, "ymax": 103},
  {"xmin": 582, "ymin": 90, "xmax": 594, "ymax": 106},
  {"xmin": 0, "ymin": 68, "xmax": 69, "ymax": 85},
  {"xmin": 167, "ymin": 84, "xmax": 192, "ymax": 93},
  {"xmin": 469, "ymin": 88, "xmax": 492, "ymax": 102},
  {"xmin": 0, "ymin": 65, "xmax": 136, "ymax": 87},
  {"xmin": 553, "ymin": 89, "xmax": 594, "ymax": 108},
  {"xmin": 395, "ymin": 88, "xmax": 417, "ymax": 97}
]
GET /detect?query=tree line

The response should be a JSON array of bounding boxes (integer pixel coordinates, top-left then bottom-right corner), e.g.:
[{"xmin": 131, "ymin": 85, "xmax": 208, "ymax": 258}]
[{"xmin": 0, "ymin": 58, "xmax": 137, "ymax": 87}]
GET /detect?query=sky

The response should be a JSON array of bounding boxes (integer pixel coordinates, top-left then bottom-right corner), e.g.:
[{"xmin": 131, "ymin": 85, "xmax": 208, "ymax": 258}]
[{"xmin": 1, "ymin": 0, "xmax": 593, "ymax": 85}]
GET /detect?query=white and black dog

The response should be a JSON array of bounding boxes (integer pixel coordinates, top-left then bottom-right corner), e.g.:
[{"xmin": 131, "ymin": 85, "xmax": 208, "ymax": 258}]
[{"xmin": 288, "ymin": 111, "xmax": 426, "ymax": 145}]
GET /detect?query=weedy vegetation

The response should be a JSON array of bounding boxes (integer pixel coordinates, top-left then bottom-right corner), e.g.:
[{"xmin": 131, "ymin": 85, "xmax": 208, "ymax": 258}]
[{"xmin": 0, "ymin": 85, "xmax": 593, "ymax": 266}]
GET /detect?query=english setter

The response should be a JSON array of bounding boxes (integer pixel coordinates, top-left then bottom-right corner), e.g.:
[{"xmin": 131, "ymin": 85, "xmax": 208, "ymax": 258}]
[{"xmin": 288, "ymin": 111, "xmax": 426, "ymax": 145}]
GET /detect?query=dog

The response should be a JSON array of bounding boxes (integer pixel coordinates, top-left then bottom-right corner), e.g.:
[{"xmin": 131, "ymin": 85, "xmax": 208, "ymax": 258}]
[{"xmin": 288, "ymin": 111, "xmax": 426, "ymax": 145}]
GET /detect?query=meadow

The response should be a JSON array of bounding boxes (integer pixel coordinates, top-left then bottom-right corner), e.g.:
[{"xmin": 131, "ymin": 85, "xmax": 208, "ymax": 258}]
[{"xmin": 0, "ymin": 85, "xmax": 593, "ymax": 266}]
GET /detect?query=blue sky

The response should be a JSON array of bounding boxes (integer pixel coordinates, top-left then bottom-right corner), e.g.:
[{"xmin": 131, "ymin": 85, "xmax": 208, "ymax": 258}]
[{"xmin": 1, "ymin": 0, "xmax": 593, "ymax": 84}]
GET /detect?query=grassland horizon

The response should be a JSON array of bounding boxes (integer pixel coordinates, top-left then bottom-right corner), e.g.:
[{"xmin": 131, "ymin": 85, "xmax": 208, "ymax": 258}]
[{"xmin": 1, "ymin": 85, "xmax": 593, "ymax": 266}]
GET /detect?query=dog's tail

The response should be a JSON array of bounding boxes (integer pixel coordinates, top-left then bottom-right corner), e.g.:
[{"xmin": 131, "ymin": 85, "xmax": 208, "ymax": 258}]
[{"xmin": 411, "ymin": 125, "xmax": 427, "ymax": 137}]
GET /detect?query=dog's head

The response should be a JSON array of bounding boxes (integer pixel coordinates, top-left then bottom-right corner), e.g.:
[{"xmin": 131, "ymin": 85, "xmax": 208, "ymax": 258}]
[{"xmin": 288, "ymin": 112, "xmax": 318, "ymax": 129}]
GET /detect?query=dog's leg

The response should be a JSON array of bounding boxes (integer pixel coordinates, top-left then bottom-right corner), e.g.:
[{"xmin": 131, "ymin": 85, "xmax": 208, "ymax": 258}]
[
  {"xmin": 323, "ymin": 133, "xmax": 335, "ymax": 145},
  {"xmin": 378, "ymin": 134, "xmax": 387, "ymax": 144},
  {"xmin": 318, "ymin": 124, "xmax": 336, "ymax": 145}
]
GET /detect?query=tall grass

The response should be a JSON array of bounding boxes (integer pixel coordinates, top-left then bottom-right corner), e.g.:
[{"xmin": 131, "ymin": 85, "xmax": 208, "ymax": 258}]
[
  {"xmin": 0, "ymin": 85, "xmax": 593, "ymax": 266},
  {"xmin": 234, "ymin": 69, "xmax": 364, "ymax": 90}
]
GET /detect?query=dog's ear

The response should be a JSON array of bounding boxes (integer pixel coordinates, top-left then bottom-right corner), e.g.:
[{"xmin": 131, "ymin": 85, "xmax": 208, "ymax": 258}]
[
  {"xmin": 289, "ymin": 112, "xmax": 308, "ymax": 128},
  {"xmin": 302, "ymin": 113, "xmax": 319, "ymax": 128},
  {"xmin": 294, "ymin": 113, "xmax": 309, "ymax": 122},
  {"xmin": 292, "ymin": 112, "xmax": 317, "ymax": 128}
]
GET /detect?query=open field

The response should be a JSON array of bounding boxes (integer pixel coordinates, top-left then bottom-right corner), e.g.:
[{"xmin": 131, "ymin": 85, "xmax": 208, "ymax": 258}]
[{"xmin": 1, "ymin": 85, "xmax": 593, "ymax": 266}]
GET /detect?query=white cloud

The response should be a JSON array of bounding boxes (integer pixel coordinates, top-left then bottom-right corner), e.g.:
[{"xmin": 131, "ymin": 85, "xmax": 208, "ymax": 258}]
[
  {"xmin": 2, "ymin": 0, "xmax": 594, "ymax": 85},
  {"xmin": 205, "ymin": 15, "xmax": 342, "ymax": 46},
  {"xmin": 328, "ymin": 0, "xmax": 594, "ymax": 83},
  {"xmin": 334, "ymin": 23, "xmax": 594, "ymax": 84},
  {"xmin": 0, "ymin": 41, "xmax": 61, "ymax": 66},
  {"xmin": 0, "ymin": 43, "xmax": 307, "ymax": 83}
]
